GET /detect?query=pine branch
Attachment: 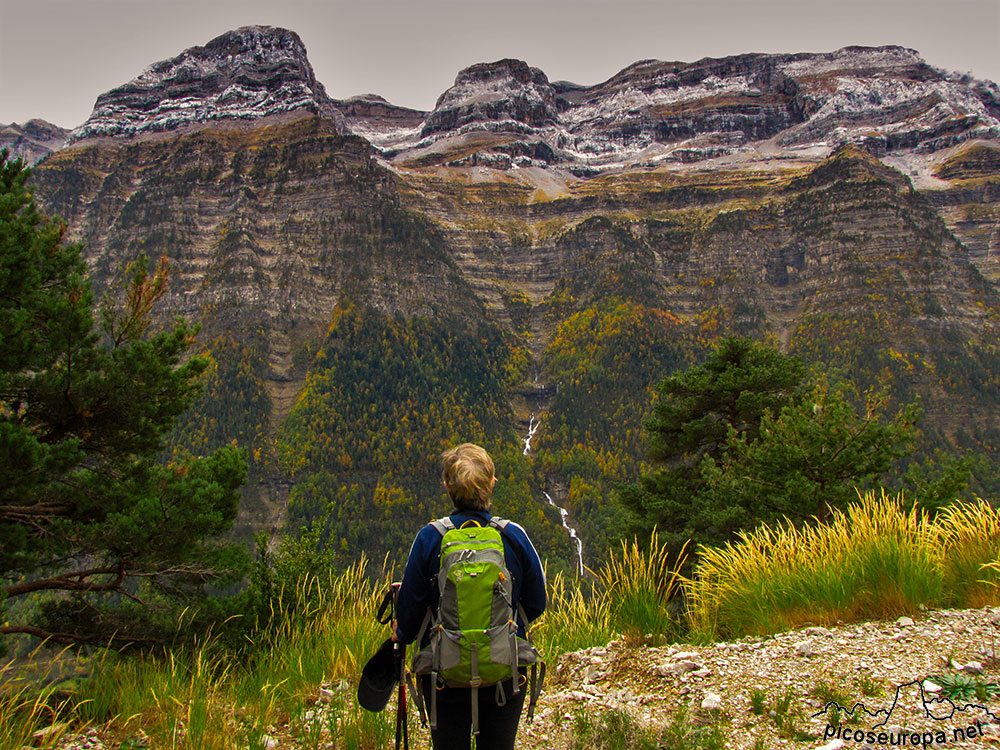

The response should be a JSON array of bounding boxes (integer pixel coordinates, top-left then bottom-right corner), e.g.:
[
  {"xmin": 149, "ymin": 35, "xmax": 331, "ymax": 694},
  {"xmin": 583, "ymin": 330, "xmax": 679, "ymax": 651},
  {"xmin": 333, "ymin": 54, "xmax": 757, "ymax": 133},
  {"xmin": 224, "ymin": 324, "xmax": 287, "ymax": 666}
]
[
  {"xmin": 0, "ymin": 501, "xmax": 76, "ymax": 522},
  {"xmin": 0, "ymin": 624, "xmax": 97, "ymax": 645},
  {"xmin": 0, "ymin": 623, "xmax": 163, "ymax": 648},
  {"xmin": 5, "ymin": 564, "xmax": 125, "ymax": 597}
]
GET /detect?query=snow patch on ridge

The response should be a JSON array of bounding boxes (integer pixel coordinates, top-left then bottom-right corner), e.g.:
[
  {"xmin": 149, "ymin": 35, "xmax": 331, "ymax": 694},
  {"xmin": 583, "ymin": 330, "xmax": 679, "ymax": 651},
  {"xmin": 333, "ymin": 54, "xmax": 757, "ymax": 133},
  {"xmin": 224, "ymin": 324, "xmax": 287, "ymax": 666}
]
[{"xmin": 561, "ymin": 75, "xmax": 757, "ymax": 126}]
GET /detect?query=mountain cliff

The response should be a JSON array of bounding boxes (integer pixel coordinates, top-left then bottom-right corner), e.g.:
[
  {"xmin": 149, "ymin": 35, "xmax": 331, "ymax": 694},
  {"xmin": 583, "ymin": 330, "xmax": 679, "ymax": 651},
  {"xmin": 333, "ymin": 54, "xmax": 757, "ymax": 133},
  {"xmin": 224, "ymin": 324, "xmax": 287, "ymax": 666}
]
[
  {"xmin": 23, "ymin": 26, "xmax": 1000, "ymax": 569},
  {"xmin": 360, "ymin": 46, "xmax": 1000, "ymax": 173},
  {"xmin": 69, "ymin": 26, "xmax": 345, "ymax": 142},
  {"xmin": 1, "ymin": 119, "xmax": 68, "ymax": 164}
]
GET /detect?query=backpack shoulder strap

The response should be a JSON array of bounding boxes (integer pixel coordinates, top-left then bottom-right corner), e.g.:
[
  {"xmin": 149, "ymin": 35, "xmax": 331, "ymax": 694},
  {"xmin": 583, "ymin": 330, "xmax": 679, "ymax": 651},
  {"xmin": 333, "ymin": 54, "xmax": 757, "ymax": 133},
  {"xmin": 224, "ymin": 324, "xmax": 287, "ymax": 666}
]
[
  {"xmin": 486, "ymin": 517, "xmax": 534, "ymax": 627},
  {"xmin": 429, "ymin": 517, "xmax": 455, "ymax": 536},
  {"xmin": 489, "ymin": 517, "xmax": 510, "ymax": 531},
  {"xmin": 488, "ymin": 518, "xmax": 520, "ymax": 565},
  {"xmin": 412, "ymin": 517, "xmax": 454, "ymax": 657}
]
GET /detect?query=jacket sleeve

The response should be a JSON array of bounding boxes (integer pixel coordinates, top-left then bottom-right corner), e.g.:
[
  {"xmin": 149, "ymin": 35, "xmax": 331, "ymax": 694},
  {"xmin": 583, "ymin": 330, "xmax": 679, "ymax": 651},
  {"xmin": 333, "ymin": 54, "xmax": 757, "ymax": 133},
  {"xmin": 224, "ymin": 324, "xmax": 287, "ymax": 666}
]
[
  {"xmin": 510, "ymin": 522, "xmax": 547, "ymax": 623},
  {"xmin": 395, "ymin": 525, "xmax": 438, "ymax": 645}
]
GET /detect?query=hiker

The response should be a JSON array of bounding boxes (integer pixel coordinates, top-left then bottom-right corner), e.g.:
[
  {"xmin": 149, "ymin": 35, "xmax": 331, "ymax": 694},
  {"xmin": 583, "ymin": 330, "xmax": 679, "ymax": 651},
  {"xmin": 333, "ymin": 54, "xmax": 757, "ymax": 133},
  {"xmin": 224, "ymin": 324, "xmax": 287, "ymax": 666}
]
[{"xmin": 395, "ymin": 443, "xmax": 547, "ymax": 750}]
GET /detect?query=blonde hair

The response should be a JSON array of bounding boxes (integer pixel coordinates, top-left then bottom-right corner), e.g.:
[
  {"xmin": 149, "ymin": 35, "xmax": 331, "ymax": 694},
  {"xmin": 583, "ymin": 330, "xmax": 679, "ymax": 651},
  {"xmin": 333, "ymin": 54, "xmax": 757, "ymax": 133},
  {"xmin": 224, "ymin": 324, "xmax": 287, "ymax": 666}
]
[{"xmin": 441, "ymin": 443, "xmax": 495, "ymax": 511}]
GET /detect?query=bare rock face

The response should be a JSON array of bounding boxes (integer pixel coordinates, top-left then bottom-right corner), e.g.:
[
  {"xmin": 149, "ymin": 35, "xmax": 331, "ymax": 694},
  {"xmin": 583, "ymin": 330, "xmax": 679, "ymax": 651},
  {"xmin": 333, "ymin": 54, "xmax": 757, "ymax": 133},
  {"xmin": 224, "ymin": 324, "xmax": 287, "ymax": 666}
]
[
  {"xmin": 0, "ymin": 120, "xmax": 69, "ymax": 164},
  {"xmin": 368, "ymin": 46, "xmax": 1000, "ymax": 173},
  {"xmin": 333, "ymin": 94, "xmax": 425, "ymax": 128},
  {"xmin": 331, "ymin": 94, "xmax": 426, "ymax": 150},
  {"xmin": 422, "ymin": 59, "xmax": 560, "ymax": 137},
  {"xmin": 776, "ymin": 46, "xmax": 1000, "ymax": 154},
  {"xmin": 70, "ymin": 26, "xmax": 344, "ymax": 142},
  {"xmin": 554, "ymin": 53, "xmax": 805, "ymax": 167},
  {"xmin": 375, "ymin": 59, "xmax": 563, "ymax": 170},
  {"xmin": 35, "ymin": 34, "xmax": 1000, "ymax": 178}
]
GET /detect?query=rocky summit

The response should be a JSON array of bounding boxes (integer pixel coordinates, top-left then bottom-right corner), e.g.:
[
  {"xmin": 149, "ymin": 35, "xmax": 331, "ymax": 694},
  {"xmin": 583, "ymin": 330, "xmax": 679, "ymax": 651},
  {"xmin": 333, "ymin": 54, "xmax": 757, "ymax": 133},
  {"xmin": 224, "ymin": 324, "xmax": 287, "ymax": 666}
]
[
  {"xmin": 357, "ymin": 45, "xmax": 1000, "ymax": 177},
  {"xmin": 69, "ymin": 26, "xmax": 344, "ymax": 142},
  {"xmin": 22, "ymin": 26, "xmax": 1000, "ymax": 561},
  {"xmin": 0, "ymin": 119, "xmax": 69, "ymax": 164},
  {"xmin": 61, "ymin": 28, "xmax": 1000, "ymax": 177}
]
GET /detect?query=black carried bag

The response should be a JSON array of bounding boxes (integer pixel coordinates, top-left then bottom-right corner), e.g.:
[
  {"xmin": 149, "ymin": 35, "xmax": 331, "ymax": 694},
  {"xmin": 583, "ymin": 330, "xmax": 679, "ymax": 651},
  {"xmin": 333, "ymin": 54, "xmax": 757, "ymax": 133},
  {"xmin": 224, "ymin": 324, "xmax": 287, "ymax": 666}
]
[
  {"xmin": 357, "ymin": 636, "xmax": 398, "ymax": 712},
  {"xmin": 357, "ymin": 584, "xmax": 409, "ymax": 750}
]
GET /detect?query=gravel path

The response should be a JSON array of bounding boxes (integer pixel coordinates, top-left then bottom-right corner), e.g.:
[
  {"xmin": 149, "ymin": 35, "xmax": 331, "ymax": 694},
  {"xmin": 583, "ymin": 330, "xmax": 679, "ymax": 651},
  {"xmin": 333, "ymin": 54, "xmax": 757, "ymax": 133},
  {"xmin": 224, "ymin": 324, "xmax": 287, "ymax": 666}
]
[{"xmin": 520, "ymin": 607, "xmax": 1000, "ymax": 749}]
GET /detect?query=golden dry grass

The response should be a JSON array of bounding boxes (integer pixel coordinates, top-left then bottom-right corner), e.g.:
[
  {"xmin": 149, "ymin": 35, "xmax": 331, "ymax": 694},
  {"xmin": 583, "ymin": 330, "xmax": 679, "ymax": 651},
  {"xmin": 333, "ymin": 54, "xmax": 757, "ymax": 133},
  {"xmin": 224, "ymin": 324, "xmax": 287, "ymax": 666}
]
[{"xmin": 686, "ymin": 490, "xmax": 1000, "ymax": 640}]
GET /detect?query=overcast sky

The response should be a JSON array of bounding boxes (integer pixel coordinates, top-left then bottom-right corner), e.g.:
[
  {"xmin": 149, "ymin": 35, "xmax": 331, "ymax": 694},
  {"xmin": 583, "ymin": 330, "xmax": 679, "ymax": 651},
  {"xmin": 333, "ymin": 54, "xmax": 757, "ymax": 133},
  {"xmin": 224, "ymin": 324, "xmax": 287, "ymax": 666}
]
[{"xmin": 1, "ymin": 0, "xmax": 998, "ymax": 129}]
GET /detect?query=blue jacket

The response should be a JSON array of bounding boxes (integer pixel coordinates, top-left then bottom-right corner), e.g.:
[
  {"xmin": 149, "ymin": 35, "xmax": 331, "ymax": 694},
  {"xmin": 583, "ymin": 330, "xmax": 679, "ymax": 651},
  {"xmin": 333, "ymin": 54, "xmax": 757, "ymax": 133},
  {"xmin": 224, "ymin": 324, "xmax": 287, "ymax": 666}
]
[{"xmin": 395, "ymin": 509, "xmax": 547, "ymax": 646}]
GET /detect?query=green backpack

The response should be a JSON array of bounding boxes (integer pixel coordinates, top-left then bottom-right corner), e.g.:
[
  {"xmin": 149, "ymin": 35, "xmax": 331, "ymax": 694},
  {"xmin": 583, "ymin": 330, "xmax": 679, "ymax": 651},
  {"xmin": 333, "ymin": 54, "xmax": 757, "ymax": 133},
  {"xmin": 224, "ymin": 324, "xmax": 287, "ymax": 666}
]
[{"xmin": 410, "ymin": 516, "xmax": 544, "ymax": 735}]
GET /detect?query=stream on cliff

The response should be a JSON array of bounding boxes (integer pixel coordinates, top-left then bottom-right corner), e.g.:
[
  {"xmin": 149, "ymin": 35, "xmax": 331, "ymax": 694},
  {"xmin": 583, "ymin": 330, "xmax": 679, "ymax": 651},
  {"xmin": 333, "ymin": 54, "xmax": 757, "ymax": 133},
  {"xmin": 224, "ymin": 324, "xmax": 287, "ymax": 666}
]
[{"xmin": 523, "ymin": 414, "xmax": 585, "ymax": 577}]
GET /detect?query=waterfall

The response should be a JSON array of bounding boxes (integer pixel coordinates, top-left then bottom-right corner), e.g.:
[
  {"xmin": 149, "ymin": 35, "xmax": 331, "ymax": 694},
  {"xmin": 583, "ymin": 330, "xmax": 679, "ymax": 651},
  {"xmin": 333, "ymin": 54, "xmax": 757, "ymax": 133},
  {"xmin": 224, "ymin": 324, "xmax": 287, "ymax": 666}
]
[
  {"xmin": 544, "ymin": 491, "xmax": 584, "ymax": 577},
  {"xmin": 522, "ymin": 414, "xmax": 540, "ymax": 455},
  {"xmin": 522, "ymin": 412, "xmax": 585, "ymax": 576}
]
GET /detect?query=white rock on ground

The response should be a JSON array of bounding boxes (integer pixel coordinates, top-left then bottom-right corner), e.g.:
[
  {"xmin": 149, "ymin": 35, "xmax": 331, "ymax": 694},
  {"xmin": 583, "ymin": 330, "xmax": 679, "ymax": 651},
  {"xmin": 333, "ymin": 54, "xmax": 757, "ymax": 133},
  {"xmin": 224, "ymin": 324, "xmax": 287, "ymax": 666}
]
[{"xmin": 701, "ymin": 692, "xmax": 722, "ymax": 710}]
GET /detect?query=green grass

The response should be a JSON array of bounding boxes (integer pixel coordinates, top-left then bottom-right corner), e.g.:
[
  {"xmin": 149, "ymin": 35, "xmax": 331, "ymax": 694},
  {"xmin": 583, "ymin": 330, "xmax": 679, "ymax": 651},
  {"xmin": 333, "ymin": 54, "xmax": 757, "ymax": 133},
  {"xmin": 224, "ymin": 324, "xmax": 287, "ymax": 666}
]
[
  {"xmin": 2, "ymin": 558, "xmax": 404, "ymax": 750},
  {"xmin": 760, "ymin": 687, "xmax": 816, "ymax": 742},
  {"xmin": 924, "ymin": 672, "xmax": 1000, "ymax": 702},
  {"xmin": 1, "ymin": 535, "xmax": 683, "ymax": 749},
  {"xmin": 569, "ymin": 708, "xmax": 662, "ymax": 750},
  {"xmin": 685, "ymin": 490, "xmax": 1000, "ymax": 641},
  {"xmin": 569, "ymin": 704, "xmax": 727, "ymax": 750},
  {"xmin": 853, "ymin": 674, "xmax": 885, "ymax": 698},
  {"xmin": 598, "ymin": 533, "xmax": 689, "ymax": 642},
  {"xmin": 810, "ymin": 679, "xmax": 852, "ymax": 708},
  {"xmin": 533, "ymin": 572, "xmax": 613, "ymax": 658},
  {"xmin": 534, "ymin": 530, "xmax": 689, "ymax": 658},
  {"xmin": 0, "ymin": 646, "xmax": 82, "ymax": 750},
  {"xmin": 937, "ymin": 499, "xmax": 1000, "ymax": 606}
]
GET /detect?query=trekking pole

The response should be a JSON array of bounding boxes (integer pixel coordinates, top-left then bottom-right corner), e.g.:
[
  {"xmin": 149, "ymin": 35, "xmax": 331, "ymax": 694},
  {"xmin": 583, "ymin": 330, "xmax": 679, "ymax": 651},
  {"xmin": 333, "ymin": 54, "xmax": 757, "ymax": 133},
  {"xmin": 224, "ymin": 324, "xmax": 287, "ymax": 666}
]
[
  {"xmin": 389, "ymin": 581, "xmax": 408, "ymax": 750},
  {"xmin": 399, "ymin": 640, "xmax": 409, "ymax": 750}
]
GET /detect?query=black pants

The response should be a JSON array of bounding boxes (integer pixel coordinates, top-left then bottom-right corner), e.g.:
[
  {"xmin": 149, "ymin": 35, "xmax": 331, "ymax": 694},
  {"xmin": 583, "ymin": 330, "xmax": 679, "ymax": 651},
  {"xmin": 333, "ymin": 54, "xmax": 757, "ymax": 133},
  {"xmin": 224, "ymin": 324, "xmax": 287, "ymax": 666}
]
[{"xmin": 421, "ymin": 672, "xmax": 526, "ymax": 750}]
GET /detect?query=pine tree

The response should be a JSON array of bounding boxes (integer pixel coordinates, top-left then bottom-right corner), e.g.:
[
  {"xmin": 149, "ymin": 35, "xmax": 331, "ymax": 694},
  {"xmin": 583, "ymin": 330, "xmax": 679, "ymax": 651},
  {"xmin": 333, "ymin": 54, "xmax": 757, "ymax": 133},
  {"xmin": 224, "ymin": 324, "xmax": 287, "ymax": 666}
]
[
  {"xmin": 619, "ymin": 337, "xmax": 924, "ymax": 556},
  {"xmin": 0, "ymin": 151, "xmax": 247, "ymax": 647}
]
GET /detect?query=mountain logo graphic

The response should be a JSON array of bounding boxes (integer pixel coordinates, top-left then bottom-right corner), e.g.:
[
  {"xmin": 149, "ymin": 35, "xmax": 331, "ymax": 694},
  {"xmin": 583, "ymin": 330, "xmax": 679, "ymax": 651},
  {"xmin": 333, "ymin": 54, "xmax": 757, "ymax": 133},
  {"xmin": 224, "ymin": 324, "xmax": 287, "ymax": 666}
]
[{"xmin": 812, "ymin": 678, "xmax": 999, "ymax": 746}]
